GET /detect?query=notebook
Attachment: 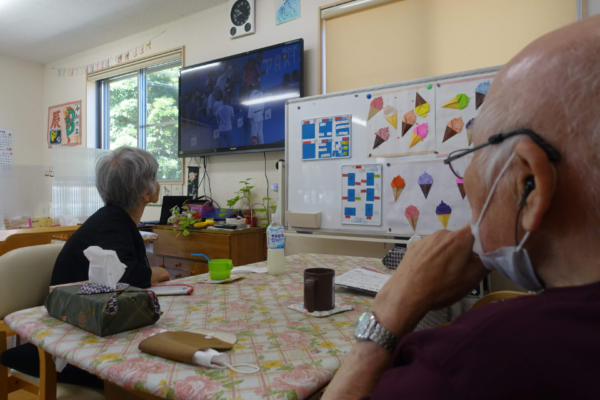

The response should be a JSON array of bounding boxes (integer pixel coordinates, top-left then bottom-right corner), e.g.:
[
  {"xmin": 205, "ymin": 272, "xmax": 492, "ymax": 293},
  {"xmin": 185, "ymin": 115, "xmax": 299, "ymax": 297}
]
[
  {"xmin": 148, "ymin": 284, "xmax": 194, "ymax": 296},
  {"xmin": 334, "ymin": 268, "xmax": 391, "ymax": 295}
]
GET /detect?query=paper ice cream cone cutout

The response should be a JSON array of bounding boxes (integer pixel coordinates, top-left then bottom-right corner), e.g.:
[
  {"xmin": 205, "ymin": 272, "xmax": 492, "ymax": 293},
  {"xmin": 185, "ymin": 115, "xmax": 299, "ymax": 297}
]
[
  {"xmin": 442, "ymin": 94, "xmax": 470, "ymax": 110},
  {"xmin": 437, "ymin": 214, "xmax": 450, "ymax": 229},
  {"xmin": 475, "ymin": 81, "xmax": 490, "ymax": 110},
  {"xmin": 373, "ymin": 127, "xmax": 389, "ymax": 149},
  {"xmin": 418, "ymin": 171, "xmax": 433, "ymax": 199},
  {"xmin": 386, "ymin": 115, "xmax": 398, "ymax": 129},
  {"xmin": 436, "ymin": 201, "xmax": 452, "ymax": 229},
  {"xmin": 465, "ymin": 118, "xmax": 475, "ymax": 146},
  {"xmin": 367, "ymin": 96, "xmax": 383, "ymax": 121},
  {"xmin": 409, "ymin": 122, "xmax": 428, "ymax": 148},
  {"xmin": 404, "ymin": 205, "xmax": 419, "ymax": 231},
  {"xmin": 401, "ymin": 110, "xmax": 416, "ymax": 137},
  {"xmin": 443, "ymin": 117, "xmax": 464, "ymax": 143},
  {"xmin": 456, "ymin": 177, "xmax": 466, "ymax": 199},
  {"xmin": 391, "ymin": 175, "xmax": 405, "ymax": 202},
  {"xmin": 383, "ymin": 106, "xmax": 398, "ymax": 129},
  {"xmin": 414, "ymin": 93, "xmax": 430, "ymax": 117}
]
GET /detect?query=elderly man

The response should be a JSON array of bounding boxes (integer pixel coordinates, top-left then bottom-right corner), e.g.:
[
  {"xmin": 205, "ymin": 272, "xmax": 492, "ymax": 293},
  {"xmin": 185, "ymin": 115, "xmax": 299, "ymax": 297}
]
[{"xmin": 325, "ymin": 16, "xmax": 600, "ymax": 399}]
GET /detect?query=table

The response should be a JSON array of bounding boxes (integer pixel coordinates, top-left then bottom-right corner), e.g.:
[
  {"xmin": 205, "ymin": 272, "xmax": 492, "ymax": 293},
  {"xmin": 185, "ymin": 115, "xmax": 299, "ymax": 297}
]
[{"xmin": 5, "ymin": 254, "xmax": 387, "ymax": 400}]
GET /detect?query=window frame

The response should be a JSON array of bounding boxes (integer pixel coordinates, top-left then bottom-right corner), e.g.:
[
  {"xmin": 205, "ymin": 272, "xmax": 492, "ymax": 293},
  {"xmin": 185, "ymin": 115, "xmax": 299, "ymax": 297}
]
[{"xmin": 97, "ymin": 59, "xmax": 184, "ymax": 184}]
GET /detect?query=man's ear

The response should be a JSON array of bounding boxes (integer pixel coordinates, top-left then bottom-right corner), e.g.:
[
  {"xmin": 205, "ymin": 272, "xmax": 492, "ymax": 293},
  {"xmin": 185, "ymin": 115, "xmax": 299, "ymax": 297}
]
[{"xmin": 513, "ymin": 141, "xmax": 555, "ymax": 233}]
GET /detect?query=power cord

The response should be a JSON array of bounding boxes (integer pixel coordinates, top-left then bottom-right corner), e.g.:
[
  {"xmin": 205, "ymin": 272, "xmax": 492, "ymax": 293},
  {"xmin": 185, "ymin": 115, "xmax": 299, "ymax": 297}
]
[{"xmin": 264, "ymin": 152, "xmax": 270, "ymax": 218}]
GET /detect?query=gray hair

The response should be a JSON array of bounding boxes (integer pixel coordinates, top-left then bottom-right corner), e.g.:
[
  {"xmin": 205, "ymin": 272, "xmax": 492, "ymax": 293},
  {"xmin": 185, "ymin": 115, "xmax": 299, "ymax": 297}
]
[{"xmin": 96, "ymin": 146, "xmax": 159, "ymax": 211}]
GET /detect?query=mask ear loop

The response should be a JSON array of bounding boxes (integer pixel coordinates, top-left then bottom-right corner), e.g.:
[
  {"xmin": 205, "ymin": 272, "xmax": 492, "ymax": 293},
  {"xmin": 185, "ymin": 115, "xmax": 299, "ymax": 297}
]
[{"xmin": 476, "ymin": 153, "xmax": 517, "ymax": 226}]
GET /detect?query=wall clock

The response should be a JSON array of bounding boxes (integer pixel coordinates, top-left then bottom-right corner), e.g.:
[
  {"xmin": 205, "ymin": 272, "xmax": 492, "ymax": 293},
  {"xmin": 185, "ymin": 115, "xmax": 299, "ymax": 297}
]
[{"xmin": 229, "ymin": 0, "xmax": 255, "ymax": 38}]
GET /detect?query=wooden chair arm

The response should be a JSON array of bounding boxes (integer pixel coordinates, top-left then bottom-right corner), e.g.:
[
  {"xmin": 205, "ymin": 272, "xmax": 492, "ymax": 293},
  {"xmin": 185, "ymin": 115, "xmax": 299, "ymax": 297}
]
[{"xmin": 0, "ymin": 321, "xmax": 16, "ymax": 338}]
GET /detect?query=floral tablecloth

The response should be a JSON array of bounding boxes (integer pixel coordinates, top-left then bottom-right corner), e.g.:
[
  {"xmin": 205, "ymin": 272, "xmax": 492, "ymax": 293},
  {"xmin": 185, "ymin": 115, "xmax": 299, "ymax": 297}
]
[{"xmin": 6, "ymin": 254, "xmax": 388, "ymax": 400}]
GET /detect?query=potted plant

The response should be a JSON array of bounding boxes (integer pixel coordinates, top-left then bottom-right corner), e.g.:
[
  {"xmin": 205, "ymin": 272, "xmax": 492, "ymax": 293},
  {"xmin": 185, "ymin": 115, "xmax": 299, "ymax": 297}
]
[
  {"xmin": 221, "ymin": 178, "xmax": 277, "ymax": 226},
  {"xmin": 169, "ymin": 205, "xmax": 202, "ymax": 236}
]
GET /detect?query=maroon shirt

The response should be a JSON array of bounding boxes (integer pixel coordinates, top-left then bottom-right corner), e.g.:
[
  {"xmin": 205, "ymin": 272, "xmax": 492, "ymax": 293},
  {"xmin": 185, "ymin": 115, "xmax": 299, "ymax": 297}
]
[{"xmin": 370, "ymin": 281, "xmax": 600, "ymax": 399}]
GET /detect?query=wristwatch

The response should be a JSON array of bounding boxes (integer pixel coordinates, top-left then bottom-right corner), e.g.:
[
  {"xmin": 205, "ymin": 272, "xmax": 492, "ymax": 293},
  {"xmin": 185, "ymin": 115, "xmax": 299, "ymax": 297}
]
[{"xmin": 354, "ymin": 311, "xmax": 400, "ymax": 354}]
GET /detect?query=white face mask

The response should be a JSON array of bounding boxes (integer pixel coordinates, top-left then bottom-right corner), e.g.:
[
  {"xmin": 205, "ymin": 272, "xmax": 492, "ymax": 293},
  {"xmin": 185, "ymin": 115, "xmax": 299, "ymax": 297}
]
[{"xmin": 470, "ymin": 153, "xmax": 544, "ymax": 292}]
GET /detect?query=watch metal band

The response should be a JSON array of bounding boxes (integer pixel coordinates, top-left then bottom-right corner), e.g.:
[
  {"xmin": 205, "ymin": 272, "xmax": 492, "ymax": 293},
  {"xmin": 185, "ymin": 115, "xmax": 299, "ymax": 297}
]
[{"xmin": 357, "ymin": 313, "xmax": 399, "ymax": 354}]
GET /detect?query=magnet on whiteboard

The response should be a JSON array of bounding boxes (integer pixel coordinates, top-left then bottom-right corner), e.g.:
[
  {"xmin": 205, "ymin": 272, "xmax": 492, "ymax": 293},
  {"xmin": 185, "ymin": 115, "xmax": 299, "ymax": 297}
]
[{"xmin": 367, "ymin": 94, "xmax": 372, "ymax": 99}]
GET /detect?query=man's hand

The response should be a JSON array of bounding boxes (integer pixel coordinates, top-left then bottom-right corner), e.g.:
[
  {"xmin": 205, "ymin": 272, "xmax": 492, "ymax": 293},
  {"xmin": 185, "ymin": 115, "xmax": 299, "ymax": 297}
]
[
  {"xmin": 150, "ymin": 267, "xmax": 171, "ymax": 286},
  {"xmin": 372, "ymin": 225, "xmax": 489, "ymax": 337}
]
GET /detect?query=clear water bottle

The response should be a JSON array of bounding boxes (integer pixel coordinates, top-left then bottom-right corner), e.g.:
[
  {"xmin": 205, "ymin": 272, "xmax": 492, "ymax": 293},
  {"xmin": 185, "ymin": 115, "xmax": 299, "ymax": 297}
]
[
  {"xmin": 266, "ymin": 214, "xmax": 285, "ymax": 275},
  {"xmin": 266, "ymin": 214, "xmax": 285, "ymax": 249}
]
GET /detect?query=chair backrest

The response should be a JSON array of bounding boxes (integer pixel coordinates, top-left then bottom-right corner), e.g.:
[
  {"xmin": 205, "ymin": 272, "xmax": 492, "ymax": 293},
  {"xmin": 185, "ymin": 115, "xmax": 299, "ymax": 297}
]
[{"xmin": 0, "ymin": 243, "xmax": 65, "ymax": 319}]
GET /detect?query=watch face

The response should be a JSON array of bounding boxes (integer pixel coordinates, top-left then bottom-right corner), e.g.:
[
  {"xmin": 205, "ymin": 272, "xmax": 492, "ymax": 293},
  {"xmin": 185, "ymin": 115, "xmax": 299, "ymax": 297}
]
[
  {"xmin": 354, "ymin": 311, "xmax": 371, "ymax": 338},
  {"xmin": 231, "ymin": 0, "xmax": 251, "ymax": 27}
]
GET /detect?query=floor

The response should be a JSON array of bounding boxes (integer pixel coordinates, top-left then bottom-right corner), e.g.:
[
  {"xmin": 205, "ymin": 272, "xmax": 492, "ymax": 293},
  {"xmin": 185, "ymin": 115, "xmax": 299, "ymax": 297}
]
[{"xmin": 8, "ymin": 390, "xmax": 37, "ymax": 400}]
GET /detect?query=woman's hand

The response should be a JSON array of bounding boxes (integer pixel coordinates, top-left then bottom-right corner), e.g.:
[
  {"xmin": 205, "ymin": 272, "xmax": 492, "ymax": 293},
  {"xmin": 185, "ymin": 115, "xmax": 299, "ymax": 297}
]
[
  {"xmin": 150, "ymin": 267, "xmax": 171, "ymax": 286},
  {"xmin": 372, "ymin": 225, "xmax": 489, "ymax": 337}
]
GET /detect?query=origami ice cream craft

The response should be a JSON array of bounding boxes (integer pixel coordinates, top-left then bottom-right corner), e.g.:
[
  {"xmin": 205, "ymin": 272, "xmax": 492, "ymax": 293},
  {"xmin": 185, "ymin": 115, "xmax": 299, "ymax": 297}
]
[
  {"xmin": 418, "ymin": 171, "xmax": 433, "ymax": 199},
  {"xmin": 401, "ymin": 110, "xmax": 416, "ymax": 137},
  {"xmin": 442, "ymin": 93, "xmax": 470, "ymax": 110},
  {"xmin": 404, "ymin": 205, "xmax": 419, "ymax": 231},
  {"xmin": 409, "ymin": 122, "xmax": 428, "ymax": 148},
  {"xmin": 414, "ymin": 93, "xmax": 430, "ymax": 117},
  {"xmin": 384, "ymin": 105, "xmax": 398, "ymax": 129},
  {"xmin": 391, "ymin": 175, "xmax": 405, "ymax": 202},
  {"xmin": 465, "ymin": 118, "xmax": 475, "ymax": 146},
  {"xmin": 367, "ymin": 96, "xmax": 384, "ymax": 121},
  {"xmin": 436, "ymin": 201, "xmax": 452, "ymax": 229},
  {"xmin": 456, "ymin": 176, "xmax": 466, "ymax": 199},
  {"xmin": 443, "ymin": 117, "xmax": 464, "ymax": 143},
  {"xmin": 475, "ymin": 81, "xmax": 491, "ymax": 110},
  {"xmin": 373, "ymin": 127, "xmax": 389, "ymax": 149}
]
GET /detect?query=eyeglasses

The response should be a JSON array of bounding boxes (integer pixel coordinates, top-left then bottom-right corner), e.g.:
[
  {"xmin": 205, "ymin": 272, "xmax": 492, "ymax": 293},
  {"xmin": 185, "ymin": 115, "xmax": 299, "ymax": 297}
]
[{"xmin": 444, "ymin": 129, "xmax": 561, "ymax": 179}]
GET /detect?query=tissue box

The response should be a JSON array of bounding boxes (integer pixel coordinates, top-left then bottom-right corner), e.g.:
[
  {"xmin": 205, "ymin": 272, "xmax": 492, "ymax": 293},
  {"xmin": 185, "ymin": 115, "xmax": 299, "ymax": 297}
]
[{"xmin": 45, "ymin": 284, "xmax": 162, "ymax": 337}]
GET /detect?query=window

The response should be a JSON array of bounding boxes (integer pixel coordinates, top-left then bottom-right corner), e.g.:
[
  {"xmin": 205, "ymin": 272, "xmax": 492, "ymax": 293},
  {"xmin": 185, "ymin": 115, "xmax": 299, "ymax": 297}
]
[{"xmin": 99, "ymin": 59, "xmax": 182, "ymax": 181}]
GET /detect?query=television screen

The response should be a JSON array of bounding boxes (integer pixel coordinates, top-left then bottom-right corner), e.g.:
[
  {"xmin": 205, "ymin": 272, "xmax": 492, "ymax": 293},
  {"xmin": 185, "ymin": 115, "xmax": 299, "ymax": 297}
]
[{"xmin": 179, "ymin": 39, "xmax": 303, "ymax": 157}]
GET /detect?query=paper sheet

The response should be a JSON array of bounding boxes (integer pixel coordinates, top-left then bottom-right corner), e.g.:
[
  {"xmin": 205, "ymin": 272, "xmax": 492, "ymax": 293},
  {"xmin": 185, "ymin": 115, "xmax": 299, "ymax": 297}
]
[
  {"xmin": 384, "ymin": 159, "xmax": 472, "ymax": 235},
  {"xmin": 435, "ymin": 73, "xmax": 496, "ymax": 154},
  {"xmin": 302, "ymin": 115, "xmax": 351, "ymax": 160},
  {"xmin": 341, "ymin": 164, "xmax": 382, "ymax": 226},
  {"xmin": 335, "ymin": 268, "xmax": 391, "ymax": 294},
  {"xmin": 367, "ymin": 85, "xmax": 436, "ymax": 158},
  {"xmin": 0, "ymin": 128, "xmax": 13, "ymax": 165}
]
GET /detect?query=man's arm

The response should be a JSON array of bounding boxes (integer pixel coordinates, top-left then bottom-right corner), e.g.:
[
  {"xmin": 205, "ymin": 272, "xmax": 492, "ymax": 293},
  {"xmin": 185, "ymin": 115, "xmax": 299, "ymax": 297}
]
[{"xmin": 324, "ymin": 226, "xmax": 488, "ymax": 399}]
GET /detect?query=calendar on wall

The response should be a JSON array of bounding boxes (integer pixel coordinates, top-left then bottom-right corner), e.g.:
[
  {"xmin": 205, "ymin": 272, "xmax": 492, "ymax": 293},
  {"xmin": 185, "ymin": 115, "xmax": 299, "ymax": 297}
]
[{"xmin": 0, "ymin": 128, "xmax": 13, "ymax": 165}]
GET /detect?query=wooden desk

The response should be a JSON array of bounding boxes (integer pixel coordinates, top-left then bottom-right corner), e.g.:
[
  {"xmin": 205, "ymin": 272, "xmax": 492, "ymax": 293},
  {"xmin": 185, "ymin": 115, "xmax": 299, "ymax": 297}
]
[
  {"xmin": 0, "ymin": 226, "xmax": 78, "ymax": 257},
  {"xmin": 147, "ymin": 226, "xmax": 266, "ymax": 279}
]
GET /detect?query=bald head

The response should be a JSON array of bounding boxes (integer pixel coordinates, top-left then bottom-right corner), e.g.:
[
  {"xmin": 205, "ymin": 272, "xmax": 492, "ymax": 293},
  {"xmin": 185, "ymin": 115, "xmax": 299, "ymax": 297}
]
[{"xmin": 473, "ymin": 15, "xmax": 600, "ymax": 228}]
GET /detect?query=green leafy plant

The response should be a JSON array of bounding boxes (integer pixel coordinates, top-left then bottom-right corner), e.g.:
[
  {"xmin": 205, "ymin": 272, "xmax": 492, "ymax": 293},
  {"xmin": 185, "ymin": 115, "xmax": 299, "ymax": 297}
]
[
  {"xmin": 220, "ymin": 178, "xmax": 278, "ymax": 226},
  {"xmin": 170, "ymin": 205, "xmax": 202, "ymax": 236}
]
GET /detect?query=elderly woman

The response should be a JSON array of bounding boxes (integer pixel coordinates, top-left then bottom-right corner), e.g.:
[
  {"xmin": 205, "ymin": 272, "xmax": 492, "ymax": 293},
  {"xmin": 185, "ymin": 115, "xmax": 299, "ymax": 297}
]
[
  {"xmin": 0, "ymin": 147, "xmax": 170, "ymax": 389},
  {"xmin": 51, "ymin": 146, "xmax": 170, "ymax": 287}
]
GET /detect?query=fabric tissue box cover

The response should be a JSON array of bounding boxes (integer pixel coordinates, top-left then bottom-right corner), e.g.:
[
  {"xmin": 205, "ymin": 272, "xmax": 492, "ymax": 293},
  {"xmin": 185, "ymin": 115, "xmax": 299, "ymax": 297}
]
[
  {"xmin": 45, "ymin": 283, "xmax": 162, "ymax": 337},
  {"xmin": 382, "ymin": 247, "xmax": 406, "ymax": 270}
]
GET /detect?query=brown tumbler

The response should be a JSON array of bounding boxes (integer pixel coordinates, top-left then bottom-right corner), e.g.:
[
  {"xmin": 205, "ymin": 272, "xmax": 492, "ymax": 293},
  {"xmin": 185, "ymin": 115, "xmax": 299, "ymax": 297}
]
[{"xmin": 304, "ymin": 268, "xmax": 335, "ymax": 312}]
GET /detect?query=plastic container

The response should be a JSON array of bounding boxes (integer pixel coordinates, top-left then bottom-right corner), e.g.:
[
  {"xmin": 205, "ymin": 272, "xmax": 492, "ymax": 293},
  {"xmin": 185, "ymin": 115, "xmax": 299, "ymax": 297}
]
[
  {"xmin": 266, "ymin": 214, "xmax": 285, "ymax": 249},
  {"xmin": 208, "ymin": 259, "xmax": 233, "ymax": 280},
  {"xmin": 267, "ymin": 249, "xmax": 285, "ymax": 276}
]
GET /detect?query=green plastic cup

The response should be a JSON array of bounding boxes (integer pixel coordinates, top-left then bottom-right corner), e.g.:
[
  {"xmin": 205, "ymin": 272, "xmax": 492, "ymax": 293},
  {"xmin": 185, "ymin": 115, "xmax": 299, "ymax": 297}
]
[{"xmin": 209, "ymin": 259, "xmax": 233, "ymax": 280}]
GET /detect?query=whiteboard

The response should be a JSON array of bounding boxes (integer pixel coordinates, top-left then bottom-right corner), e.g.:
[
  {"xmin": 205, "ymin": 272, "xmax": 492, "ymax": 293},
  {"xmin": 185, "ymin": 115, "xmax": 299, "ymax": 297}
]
[{"xmin": 286, "ymin": 66, "xmax": 500, "ymax": 236}]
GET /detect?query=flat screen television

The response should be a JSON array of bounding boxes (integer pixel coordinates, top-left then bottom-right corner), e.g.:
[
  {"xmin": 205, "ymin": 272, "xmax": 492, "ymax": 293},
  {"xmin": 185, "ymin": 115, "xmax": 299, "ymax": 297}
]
[{"xmin": 178, "ymin": 39, "xmax": 304, "ymax": 157}]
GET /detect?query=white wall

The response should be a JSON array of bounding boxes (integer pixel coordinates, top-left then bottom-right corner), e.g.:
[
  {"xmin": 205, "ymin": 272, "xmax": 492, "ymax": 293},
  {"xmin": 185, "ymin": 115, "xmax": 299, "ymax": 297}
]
[
  {"xmin": 42, "ymin": 0, "xmax": 331, "ymax": 226},
  {"xmin": 589, "ymin": 0, "xmax": 600, "ymax": 16},
  {"xmin": 0, "ymin": 54, "xmax": 44, "ymax": 165}
]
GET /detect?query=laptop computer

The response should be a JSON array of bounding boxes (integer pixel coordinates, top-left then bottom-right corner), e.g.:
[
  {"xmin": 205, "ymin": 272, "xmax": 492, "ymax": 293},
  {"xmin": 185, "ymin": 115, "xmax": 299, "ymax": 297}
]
[{"xmin": 141, "ymin": 196, "xmax": 192, "ymax": 225}]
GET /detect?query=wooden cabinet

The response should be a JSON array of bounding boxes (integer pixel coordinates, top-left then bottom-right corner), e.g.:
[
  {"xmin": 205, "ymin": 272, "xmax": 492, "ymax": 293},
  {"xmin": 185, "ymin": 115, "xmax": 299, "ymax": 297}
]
[{"xmin": 148, "ymin": 226, "xmax": 266, "ymax": 278}]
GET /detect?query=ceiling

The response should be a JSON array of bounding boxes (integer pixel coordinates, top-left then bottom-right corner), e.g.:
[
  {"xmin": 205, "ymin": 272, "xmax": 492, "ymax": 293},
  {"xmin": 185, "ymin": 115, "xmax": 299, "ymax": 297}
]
[{"xmin": 0, "ymin": 0, "xmax": 228, "ymax": 64}]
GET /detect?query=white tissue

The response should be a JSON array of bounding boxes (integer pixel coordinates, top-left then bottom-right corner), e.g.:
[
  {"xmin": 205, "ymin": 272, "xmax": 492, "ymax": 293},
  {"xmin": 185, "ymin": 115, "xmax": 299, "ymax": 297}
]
[
  {"xmin": 83, "ymin": 246, "xmax": 127, "ymax": 289},
  {"xmin": 407, "ymin": 234, "xmax": 422, "ymax": 248},
  {"xmin": 59, "ymin": 216, "xmax": 80, "ymax": 226}
]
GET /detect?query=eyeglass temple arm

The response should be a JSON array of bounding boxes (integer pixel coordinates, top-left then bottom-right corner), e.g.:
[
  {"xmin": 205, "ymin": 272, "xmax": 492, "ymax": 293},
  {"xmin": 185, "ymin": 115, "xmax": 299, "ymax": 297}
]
[{"xmin": 443, "ymin": 142, "xmax": 490, "ymax": 164}]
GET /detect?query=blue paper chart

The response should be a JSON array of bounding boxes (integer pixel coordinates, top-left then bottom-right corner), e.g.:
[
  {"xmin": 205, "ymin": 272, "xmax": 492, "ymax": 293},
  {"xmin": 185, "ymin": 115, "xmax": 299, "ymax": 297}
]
[
  {"xmin": 341, "ymin": 164, "xmax": 382, "ymax": 226},
  {"xmin": 302, "ymin": 115, "xmax": 351, "ymax": 161}
]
